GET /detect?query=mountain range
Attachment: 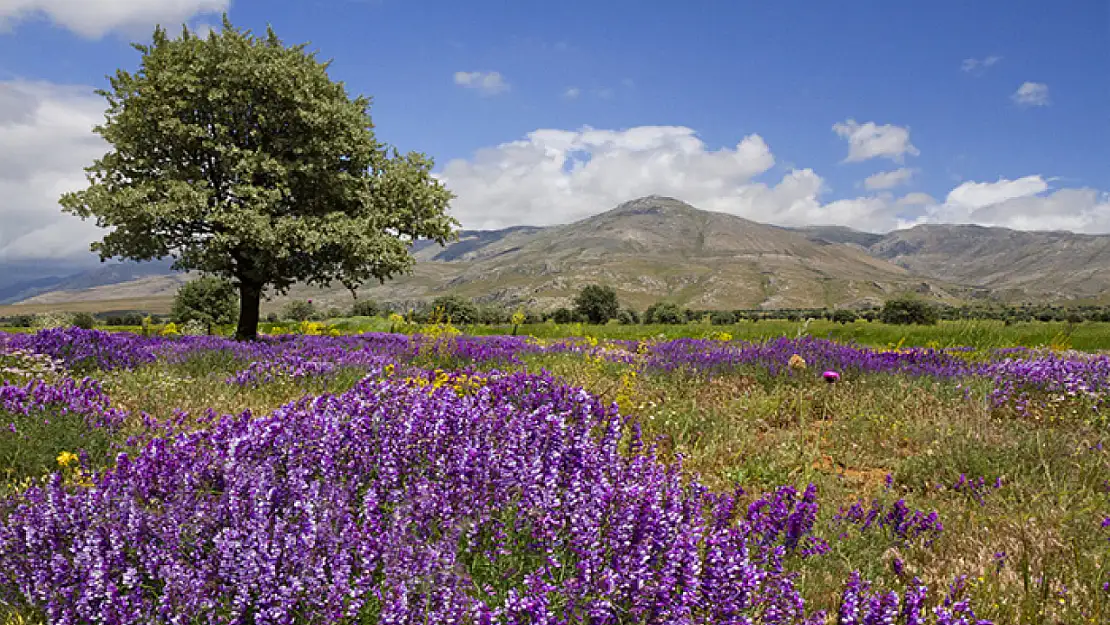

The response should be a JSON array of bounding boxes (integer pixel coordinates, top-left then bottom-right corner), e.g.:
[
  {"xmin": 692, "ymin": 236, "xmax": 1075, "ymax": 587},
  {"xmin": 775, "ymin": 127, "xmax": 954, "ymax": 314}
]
[{"xmin": 2, "ymin": 195, "xmax": 1107, "ymax": 315}]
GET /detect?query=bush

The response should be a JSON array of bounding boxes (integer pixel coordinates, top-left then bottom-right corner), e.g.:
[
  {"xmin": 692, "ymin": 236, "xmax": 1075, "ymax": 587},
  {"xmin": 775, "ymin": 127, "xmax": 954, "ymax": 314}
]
[
  {"xmin": 830, "ymin": 309, "xmax": 858, "ymax": 324},
  {"xmin": 710, "ymin": 310, "xmax": 737, "ymax": 326},
  {"xmin": 644, "ymin": 302, "xmax": 684, "ymax": 325},
  {"xmin": 282, "ymin": 300, "xmax": 317, "ymax": 322},
  {"xmin": 880, "ymin": 296, "xmax": 938, "ymax": 326},
  {"xmin": 430, "ymin": 295, "xmax": 478, "ymax": 324},
  {"xmin": 350, "ymin": 299, "xmax": 380, "ymax": 318},
  {"xmin": 171, "ymin": 277, "xmax": 238, "ymax": 333},
  {"xmin": 551, "ymin": 307, "xmax": 581, "ymax": 324},
  {"xmin": 617, "ymin": 309, "xmax": 639, "ymax": 325},
  {"xmin": 71, "ymin": 312, "xmax": 96, "ymax": 330},
  {"xmin": 573, "ymin": 285, "xmax": 620, "ymax": 324}
]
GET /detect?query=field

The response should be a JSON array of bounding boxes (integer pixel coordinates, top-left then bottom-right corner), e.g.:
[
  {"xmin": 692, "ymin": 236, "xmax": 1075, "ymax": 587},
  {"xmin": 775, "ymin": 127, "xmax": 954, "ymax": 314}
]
[{"xmin": 0, "ymin": 322, "xmax": 1107, "ymax": 624}]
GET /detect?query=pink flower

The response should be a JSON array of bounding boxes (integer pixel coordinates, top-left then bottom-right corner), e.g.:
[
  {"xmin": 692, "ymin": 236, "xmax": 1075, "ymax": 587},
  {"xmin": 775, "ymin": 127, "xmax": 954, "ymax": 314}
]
[{"xmin": 823, "ymin": 371, "xmax": 840, "ymax": 383}]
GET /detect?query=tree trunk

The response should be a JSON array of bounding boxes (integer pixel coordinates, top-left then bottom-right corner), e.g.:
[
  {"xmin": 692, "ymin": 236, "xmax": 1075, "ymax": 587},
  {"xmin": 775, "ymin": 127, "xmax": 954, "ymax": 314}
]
[{"xmin": 235, "ymin": 283, "xmax": 262, "ymax": 341}]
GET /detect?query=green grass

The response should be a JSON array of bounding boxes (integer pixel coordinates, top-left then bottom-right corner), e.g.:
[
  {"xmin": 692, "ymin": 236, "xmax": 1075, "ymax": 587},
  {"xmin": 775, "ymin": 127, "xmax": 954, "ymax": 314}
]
[{"xmin": 2, "ymin": 327, "xmax": 1108, "ymax": 622}]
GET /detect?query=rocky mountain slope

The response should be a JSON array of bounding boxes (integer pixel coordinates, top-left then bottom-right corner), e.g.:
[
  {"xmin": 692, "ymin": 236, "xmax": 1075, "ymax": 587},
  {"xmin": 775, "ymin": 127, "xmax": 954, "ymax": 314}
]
[{"xmin": 11, "ymin": 195, "xmax": 1110, "ymax": 313}]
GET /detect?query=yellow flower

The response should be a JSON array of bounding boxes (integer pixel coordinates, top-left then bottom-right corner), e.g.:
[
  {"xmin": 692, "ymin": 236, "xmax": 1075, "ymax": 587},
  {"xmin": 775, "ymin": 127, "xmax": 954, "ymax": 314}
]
[
  {"xmin": 56, "ymin": 451, "xmax": 79, "ymax": 468},
  {"xmin": 159, "ymin": 322, "xmax": 179, "ymax": 336},
  {"xmin": 788, "ymin": 354, "xmax": 807, "ymax": 370}
]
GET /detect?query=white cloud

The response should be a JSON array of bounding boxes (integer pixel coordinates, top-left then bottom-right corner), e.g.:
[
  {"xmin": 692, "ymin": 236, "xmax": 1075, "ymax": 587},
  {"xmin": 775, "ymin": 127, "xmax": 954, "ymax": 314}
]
[
  {"xmin": 916, "ymin": 176, "xmax": 1110, "ymax": 232},
  {"xmin": 562, "ymin": 86, "xmax": 580, "ymax": 100},
  {"xmin": 897, "ymin": 192, "xmax": 936, "ymax": 206},
  {"xmin": 1012, "ymin": 82, "xmax": 1050, "ymax": 107},
  {"xmin": 961, "ymin": 55, "xmax": 1002, "ymax": 74},
  {"xmin": 0, "ymin": 80, "xmax": 109, "ymax": 261},
  {"xmin": 832, "ymin": 119, "xmax": 920, "ymax": 163},
  {"xmin": 436, "ymin": 125, "xmax": 914, "ymax": 232},
  {"xmin": 453, "ymin": 71, "xmax": 509, "ymax": 96},
  {"xmin": 0, "ymin": 0, "xmax": 228, "ymax": 38},
  {"xmin": 863, "ymin": 167, "xmax": 916, "ymax": 190}
]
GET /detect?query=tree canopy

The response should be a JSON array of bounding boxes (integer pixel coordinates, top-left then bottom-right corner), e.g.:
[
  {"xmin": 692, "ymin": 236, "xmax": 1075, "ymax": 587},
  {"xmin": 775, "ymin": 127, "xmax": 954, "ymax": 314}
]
[
  {"xmin": 61, "ymin": 16, "xmax": 456, "ymax": 339},
  {"xmin": 573, "ymin": 285, "xmax": 620, "ymax": 324}
]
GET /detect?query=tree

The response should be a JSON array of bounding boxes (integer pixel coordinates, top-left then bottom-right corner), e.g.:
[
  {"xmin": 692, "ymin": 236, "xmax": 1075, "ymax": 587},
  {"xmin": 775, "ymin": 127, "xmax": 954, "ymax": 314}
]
[
  {"xmin": 60, "ymin": 17, "xmax": 456, "ymax": 340},
  {"xmin": 171, "ymin": 276, "xmax": 238, "ymax": 334},
  {"xmin": 282, "ymin": 300, "xmax": 316, "ymax": 322},
  {"xmin": 430, "ymin": 295, "xmax": 478, "ymax": 324},
  {"xmin": 573, "ymin": 285, "xmax": 620, "ymax": 324},
  {"xmin": 644, "ymin": 301, "xmax": 684, "ymax": 325},
  {"xmin": 350, "ymin": 298, "xmax": 380, "ymax": 318},
  {"xmin": 830, "ymin": 308, "xmax": 858, "ymax": 324},
  {"xmin": 72, "ymin": 312, "xmax": 97, "ymax": 330},
  {"xmin": 880, "ymin": 296, "xmax": 938, "ymax": 326}
]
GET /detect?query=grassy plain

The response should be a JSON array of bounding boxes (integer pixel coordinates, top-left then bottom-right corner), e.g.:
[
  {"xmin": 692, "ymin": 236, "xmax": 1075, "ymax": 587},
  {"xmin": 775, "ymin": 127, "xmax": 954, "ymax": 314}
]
[{"xmin": 1, "ymin": 322, "xmax": 1107, "ymax": 623}]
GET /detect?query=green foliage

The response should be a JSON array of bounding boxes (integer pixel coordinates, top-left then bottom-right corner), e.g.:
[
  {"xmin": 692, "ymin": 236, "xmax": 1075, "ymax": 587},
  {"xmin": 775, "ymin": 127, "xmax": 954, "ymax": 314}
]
[
  {"xmin": 644, "ymin": 301, "xmax": 684, "ymax": 325},
  {"xmin": 59, "ymin": 17, "xmax": 457, "ymax": 340},
  {"xmin": 617, "ymin": 308, "xmax": 640, "ymax": 325},
  {"xmin": 1, "ymin": 407, "xmax": 118, "ymax": 493},
  {"xmin": 430, "ymin": 295, "xmax": 478, "ymax": 324},
  {"xmin": 71, "ymin": 312, "xmax": 96, "ymax": 330},
  {"xmin": 573, "ymin": 285, "xmax": 620, "ymax": 324},
  {"xmin": 349, "ymin": 298, "xmax": 380, "ymax": 318},
  {"xmin": 830, "ymin": 308, "xmax": 858, "ymax": 324},
  {"xmin": 551, "ymin": 307, "xmax": 581, "ymax": 324},
  {"xmin": 282, "ymin": 300, "xmax": 316, "ymax": 322},
  {"xmin": 710, "ymin": 310, "xmax": 737, "ymax": 325},
  {"xmin": 880, "ymin": 295, "xmax": 938, "ymax": 326},
  {"xmin": 171, "ymin": 277, "xmax": 237, "ymax": 332}
]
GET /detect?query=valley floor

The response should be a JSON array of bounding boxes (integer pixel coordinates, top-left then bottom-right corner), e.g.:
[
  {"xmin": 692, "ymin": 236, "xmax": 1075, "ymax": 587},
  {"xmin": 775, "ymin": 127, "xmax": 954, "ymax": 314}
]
[{"xmin": 0, "ymin": 325, "xmax": 1107, "ymax": 623}]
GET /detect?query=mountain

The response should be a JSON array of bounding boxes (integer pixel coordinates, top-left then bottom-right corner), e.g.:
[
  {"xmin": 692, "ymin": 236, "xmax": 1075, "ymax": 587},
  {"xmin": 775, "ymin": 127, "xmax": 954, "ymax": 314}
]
[
  {"xmin": 12, "ymin": 196, "xmax": 1110, "ymax": 314},
  {"xmin": 867, "ymin": 224, "xmax": 1110, "ymax": 301},
  {"xmin": 0, "ymin": 259, "xmax": 182, "ymax": 305},
  {"xmin": 1, "ymin": 197, "xmax": 959, "ymax": 313}
]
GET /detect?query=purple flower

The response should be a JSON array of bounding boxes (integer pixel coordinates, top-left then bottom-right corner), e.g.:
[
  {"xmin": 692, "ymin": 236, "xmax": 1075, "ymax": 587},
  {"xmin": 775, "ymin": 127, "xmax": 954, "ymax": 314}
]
[{"xmin": 823, "ymin": 370, "xmax": 840, "ymax": 383}]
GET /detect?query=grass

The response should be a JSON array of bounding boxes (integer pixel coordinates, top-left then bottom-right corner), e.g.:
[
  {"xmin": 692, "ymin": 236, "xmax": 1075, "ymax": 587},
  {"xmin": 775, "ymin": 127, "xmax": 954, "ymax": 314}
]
[{"xmin": 1, "ymin": 326, "xmax": 1108, "ymax": 623}]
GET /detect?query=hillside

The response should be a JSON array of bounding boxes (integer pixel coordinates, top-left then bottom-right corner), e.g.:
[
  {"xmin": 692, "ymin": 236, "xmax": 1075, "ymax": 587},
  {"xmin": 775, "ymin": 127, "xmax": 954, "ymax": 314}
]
[
  {"xmin": 3, "ymin": 197, "xmax": 965, "ymax": 313},
  {"xmin": 866, "ymin": 225, "xmax": 1110, "ymax": 302},
  {"xmin": 17, "ymin": 197, "xmax": 1110, "ymax": 313}
]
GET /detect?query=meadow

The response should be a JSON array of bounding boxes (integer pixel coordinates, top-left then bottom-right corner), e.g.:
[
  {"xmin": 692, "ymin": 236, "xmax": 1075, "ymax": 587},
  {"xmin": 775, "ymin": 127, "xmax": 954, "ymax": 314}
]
[{"xmin": 0, "ymin": 321, "xmax": 1107, "ymax": 624}]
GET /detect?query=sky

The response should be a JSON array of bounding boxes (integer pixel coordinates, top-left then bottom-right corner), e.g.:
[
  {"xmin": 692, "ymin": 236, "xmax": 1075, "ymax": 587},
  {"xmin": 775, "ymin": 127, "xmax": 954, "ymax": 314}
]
[{"xmin": 0, "ymin": 0, "xmax": 1107, "ymax": 265}]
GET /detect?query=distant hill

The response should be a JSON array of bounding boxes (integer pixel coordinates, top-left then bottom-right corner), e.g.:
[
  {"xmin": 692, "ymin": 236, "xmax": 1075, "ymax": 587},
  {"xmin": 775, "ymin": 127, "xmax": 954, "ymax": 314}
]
[
  {"xmin": 9, "ymin": 196, "xmax": 1110, "ymax": 313},
  {"xmin": 864, "ymin": 224, "xmax": 1110, "ymax": 301}
]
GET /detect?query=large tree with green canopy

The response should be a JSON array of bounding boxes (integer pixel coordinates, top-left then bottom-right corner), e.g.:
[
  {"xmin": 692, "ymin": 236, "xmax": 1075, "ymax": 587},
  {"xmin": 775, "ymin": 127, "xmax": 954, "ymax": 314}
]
[{"xmin": 61, "ymin": 16, "xmax": 457, "ymax": 339}]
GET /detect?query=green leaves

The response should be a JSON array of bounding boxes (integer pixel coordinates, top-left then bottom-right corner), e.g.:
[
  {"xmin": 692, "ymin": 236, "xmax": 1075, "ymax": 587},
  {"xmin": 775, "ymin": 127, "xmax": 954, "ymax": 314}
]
[{"xmin": 60, "ymin": 15, "xmax": 457, "ymax": 338}]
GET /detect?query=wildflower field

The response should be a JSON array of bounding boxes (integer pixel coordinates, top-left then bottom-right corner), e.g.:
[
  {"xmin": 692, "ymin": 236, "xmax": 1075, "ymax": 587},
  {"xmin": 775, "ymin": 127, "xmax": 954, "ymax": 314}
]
[{"xmin": 0, "ymin": 325, "xmax": 1107, "ymax": 624}]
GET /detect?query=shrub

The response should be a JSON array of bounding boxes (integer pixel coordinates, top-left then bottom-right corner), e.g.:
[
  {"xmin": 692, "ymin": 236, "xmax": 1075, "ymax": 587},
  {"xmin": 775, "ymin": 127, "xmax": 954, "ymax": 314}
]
[
  {"xmin": 573, "ymin": 285, "xmax": 620, "ymax": 324},
  {"xmin": 430, "ymin": 295, "xmax": 478, "ymax": 324},
  {"xmin": 644, "ymin": 302, "xmax": 684, "ymax": 325},
  {"xmin": 880, "ymin": 296, "xmax": 938, "ymax": 326},
  {"xmin": 710, "ymin": 310, "xmax": 737, "ymax": 325},
  {"xmin": 551, "ymin": 307, "xmax": 580, "ymax": 324},
  {"xmin": 350, "ymin": 299, "xmax": 380, "ymax": 318},
  {"xmin": 831, "ymin": 309, "xmax": 858, "ymax": 324},
  {"xmin": 71, "ymin": 312, "xmax": 96, "ymax": 330},
  {"xmin": 171, "ymin": 277, "xmax": 238, "ymax": 333},
  {"xmin": 282, "ymin": 300, "xmax": 317, "ymax": 322}
]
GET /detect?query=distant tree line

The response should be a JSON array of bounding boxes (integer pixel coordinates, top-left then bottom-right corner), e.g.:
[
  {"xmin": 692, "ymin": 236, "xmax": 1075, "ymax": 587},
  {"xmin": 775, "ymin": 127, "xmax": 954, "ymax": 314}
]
[{"xmin": 6, "ymin": 284, "xmax": 1110, "ymax": 330}]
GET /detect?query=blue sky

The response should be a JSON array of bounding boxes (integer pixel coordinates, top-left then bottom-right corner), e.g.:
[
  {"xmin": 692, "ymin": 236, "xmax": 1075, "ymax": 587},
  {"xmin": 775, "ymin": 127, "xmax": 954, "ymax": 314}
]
[{"xmin": 0, "ymin": 0, "xmax": 1107, "ymax": 262}]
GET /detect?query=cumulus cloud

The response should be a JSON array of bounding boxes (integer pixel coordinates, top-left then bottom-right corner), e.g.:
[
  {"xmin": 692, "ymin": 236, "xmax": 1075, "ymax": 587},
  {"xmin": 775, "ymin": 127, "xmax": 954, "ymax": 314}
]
[
  {"xmin": 453, "ymin": 71, "xmax": 509, "ymax": 95},
  {"xmin": 562, "ymin": 86, "xmax": 580, "ymax": 100},
  {"xmin": 0, "ymin": 0, "xmax": 228, "ymax": 38},
  {"xmin": 0, "ymin": 80, "xmax": 108, "ymax": 261},
  {"xmin": 863, "ymin": 168, "xmax": 916, "ymax": 190},
  {"xmin": 961, "ymin": 55, "xmax": 1002, "ymax": 74},
  {"xmin": 436, "ymin": 125, "xmax": 912, "ymax": 232},
  {"xmin": 1012, "ymin": 82, "xmax": 1050, "ymax": 107},
  {"xmin": 832, "ymin": 119, "xmax": 920, "ymax": 163},
  {"xmin": 912, "ymin": 175, "xmax": 1110, "ymax": 233}
]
